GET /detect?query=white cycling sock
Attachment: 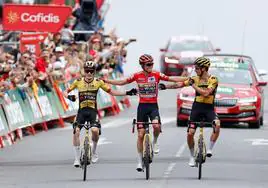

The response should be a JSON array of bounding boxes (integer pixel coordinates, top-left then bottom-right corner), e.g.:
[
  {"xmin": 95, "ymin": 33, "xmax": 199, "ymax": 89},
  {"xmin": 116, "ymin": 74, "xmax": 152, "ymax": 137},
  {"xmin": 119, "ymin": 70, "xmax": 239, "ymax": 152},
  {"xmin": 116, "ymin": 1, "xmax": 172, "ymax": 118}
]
[
  {"xmin": 73, "ymin": 146, "xmax": 80, "ymax": 160},
  {"xmin": 137, "ymin": 152, "xmax": 143, "ymax": 163},
  {"xmin": 153, "ymin": 136, "xmax": 158, "ymax": 145},
  {"xmin": 209, "ymin": 141, "xmax": 215, "ymax": 150},
  {"xmin": 92, "ymin": 141, "xmax": 97, "ymax": 154},
  {"xmin": 189, "ymin": 147, "xmax": 195, "ymax": 157}
]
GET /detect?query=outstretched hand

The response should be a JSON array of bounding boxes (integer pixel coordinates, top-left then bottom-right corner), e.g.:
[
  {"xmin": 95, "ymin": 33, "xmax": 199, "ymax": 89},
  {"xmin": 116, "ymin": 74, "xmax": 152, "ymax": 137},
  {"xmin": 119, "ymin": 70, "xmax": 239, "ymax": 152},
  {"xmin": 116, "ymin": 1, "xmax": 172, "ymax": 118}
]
[
  {"xmin": 189, "ymin": 78, "xmax": 195, "ymax": 86},
  {"xmin": 126, "ymin": 88, "xmax": 138, "ymax": 96},
  {"xmin": 67, "ymin": 95, "xmax": 76, "ymax": 102},
  {"xmin": 159, "ymin": 83, "xmax": 166, "ymax": 90}
]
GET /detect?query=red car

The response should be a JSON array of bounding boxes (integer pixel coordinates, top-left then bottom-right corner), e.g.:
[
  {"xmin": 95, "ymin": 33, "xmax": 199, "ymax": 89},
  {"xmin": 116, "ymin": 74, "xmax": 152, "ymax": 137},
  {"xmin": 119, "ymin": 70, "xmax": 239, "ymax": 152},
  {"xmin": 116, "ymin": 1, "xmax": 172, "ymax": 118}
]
[
  {"xmin": 177, "ymin": 54, "xmax": 267, "ymax": 128},
  {"xmin": 159, "ymin": 35, "xmax": 220, "ymax": 76}
]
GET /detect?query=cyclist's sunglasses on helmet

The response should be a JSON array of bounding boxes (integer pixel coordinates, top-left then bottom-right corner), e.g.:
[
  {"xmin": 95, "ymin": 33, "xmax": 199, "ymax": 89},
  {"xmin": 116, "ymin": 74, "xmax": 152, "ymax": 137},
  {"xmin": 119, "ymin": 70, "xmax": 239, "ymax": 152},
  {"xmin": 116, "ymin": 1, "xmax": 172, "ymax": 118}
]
[
  {"xmin": 145, "ymin": 63, "xmax": 154, "ymax": 67},
  {"xmin": 84, "ymin": 69, "xmax": 95, "ymax": 74}
]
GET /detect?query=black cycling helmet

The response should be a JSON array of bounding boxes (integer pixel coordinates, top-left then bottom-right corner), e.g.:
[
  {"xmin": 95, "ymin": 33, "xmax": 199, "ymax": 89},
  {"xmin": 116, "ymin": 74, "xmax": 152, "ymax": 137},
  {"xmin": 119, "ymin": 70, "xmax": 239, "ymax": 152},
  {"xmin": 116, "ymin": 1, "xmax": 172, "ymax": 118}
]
[
  {"xmin": 194, "ymin": 57, "xmax": 211, "ymax": 68},
  {"xmin": 84, "ymin": 60, "xmax": 96, "ymax": 70}
]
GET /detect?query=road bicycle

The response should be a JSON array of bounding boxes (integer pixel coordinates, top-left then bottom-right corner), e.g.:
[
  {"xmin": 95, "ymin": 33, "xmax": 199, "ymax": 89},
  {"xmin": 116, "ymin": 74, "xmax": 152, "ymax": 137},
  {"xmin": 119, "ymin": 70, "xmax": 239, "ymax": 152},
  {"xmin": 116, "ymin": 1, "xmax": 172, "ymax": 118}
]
[
  {"xmin": 188, "ymin": 118, "xmax": 215, "ymax": 180},
  {"xmin": 74, "ymin": 122, "xmax": 94, "ymax": 181},
  {"xmin": 132, "ymin": 119, "xmax": 158, "ymax": 180}
]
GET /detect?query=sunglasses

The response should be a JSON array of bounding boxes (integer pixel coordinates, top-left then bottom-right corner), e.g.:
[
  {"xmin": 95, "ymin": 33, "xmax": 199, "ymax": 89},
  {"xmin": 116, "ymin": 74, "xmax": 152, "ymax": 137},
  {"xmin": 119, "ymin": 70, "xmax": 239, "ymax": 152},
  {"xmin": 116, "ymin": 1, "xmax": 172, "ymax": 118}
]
[
  {"xmin": 195, "ymin": 66, "xmax": 202, "ymax": 70},
  {"xmin": 145, "ymin": 63, "xmax": 154, "ymax": 67},
  {"xmin": 84, "ymin": 69, "xmax": 95, "ymax": 74}
]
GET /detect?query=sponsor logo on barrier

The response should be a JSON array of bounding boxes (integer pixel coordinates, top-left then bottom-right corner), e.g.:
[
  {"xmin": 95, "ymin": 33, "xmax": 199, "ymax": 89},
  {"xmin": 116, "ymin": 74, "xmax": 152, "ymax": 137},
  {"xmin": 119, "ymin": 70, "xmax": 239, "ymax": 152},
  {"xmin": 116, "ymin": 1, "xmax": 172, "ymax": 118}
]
[
  {"xmin": 5, "ymin": 102, "xmax": 25, "ymax": 125},
  {"xmin": 0, "ymin": 116, "xmax": 5, "ymax": 131},
  {"xmin": 38, "ymin": 96, "xmax": 53, "ymax": 116},
  {"xmin": 29, "ymin": 98, "xmax": 42, "ymax": 119},
  {"xmin": 20, "ymin": 33, "xmax": 48, "ymax": 43}
]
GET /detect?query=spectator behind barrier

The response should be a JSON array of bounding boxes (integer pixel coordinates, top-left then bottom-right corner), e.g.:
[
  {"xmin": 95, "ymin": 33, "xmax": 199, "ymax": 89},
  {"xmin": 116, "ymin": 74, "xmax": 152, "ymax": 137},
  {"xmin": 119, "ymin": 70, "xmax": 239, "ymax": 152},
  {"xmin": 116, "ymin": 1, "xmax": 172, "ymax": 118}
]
[{"xmin": 0, "ymin": 23, "xmax": 136, "ymax": 101}]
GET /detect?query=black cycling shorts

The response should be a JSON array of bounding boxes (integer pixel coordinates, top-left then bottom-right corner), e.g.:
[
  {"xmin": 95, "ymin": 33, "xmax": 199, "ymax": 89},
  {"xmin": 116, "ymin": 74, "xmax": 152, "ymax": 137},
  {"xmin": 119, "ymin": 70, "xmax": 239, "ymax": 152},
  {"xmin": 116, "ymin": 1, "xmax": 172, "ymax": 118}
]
[
  {"xmin": 188, "ymin": 102, "xmax": 218, "ymax": 129},
  {"xmin": 137, "ymin": 103, "xmax": 161, "ymax": 129},
  {"xmin": 74, "ymin": 108, "xmax": 100, "ymax": 131}
]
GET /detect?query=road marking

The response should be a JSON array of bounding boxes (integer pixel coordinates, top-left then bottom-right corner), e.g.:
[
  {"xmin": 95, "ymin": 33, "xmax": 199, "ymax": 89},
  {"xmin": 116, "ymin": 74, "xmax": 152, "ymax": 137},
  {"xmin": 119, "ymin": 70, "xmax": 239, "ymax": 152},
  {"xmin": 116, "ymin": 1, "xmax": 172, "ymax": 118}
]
[
  {"xmin": 163, "ymin": 162, "xmax": 176, "ymax": 178},
  {"xmin": 161, "ymin": 117, "xmax": 176, "ymax": 125},
  {"xmin": 159, "ymin": 129, "xmax": 210, "ymax": 185},
  {"xmin": 94, "ymin": 137, "xmax": 112, "ymax": 145},
  {"xmin": 244, "ymin": 138, "xmax": 268, "ymax": 145},
  {"xmin": 162, "ymin": 143, "xmax": 187, "ymax": 178},
  {"xmin": 175, "ymin": 143, "xmax": 187, "ymax": 157}
]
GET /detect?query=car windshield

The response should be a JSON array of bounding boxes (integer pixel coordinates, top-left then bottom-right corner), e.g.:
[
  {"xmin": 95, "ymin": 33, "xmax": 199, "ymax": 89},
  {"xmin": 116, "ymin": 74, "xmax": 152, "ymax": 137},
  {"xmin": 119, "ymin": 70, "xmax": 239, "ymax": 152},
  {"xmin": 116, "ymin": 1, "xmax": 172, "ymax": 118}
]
[
  {"xmin": 209, "ymin": 68, "xmax": 253, "ymax": 85},
  {"xmin": 168, "ymin": 40, "xmax": 212, "ymax": 52}
]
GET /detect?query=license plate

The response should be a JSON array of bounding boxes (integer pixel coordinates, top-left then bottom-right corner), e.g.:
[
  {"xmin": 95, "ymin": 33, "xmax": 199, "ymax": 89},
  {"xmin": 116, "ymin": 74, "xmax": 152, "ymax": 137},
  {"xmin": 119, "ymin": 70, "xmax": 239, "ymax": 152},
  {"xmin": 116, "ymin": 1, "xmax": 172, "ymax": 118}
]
[
  {"xmin": 216, "ymin": 108, "xmax": 228, "ymax": 113},
  {"xmin": 168, "ymin": 64, "xmax": 177, "ymax": 68}
]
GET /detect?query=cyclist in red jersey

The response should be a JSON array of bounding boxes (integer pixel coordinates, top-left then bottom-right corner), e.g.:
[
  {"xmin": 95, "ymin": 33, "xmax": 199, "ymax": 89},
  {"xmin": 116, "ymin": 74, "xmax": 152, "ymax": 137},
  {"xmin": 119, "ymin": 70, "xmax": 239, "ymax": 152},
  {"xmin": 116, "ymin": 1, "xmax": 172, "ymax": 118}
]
[{"xmin": 103, "ymin": 54, "xmax": 187, "ymax": 171}]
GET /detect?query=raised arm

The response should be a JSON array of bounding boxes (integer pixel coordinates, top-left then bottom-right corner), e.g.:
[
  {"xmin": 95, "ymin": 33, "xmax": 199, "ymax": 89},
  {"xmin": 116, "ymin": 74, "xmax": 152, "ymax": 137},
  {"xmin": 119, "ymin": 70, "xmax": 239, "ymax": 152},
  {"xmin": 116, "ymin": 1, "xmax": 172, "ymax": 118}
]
[
  {"xmin": 104, "ymin": 73, "xmax": 136, "ymax": 85},
  {"xmin": 159, "ymin": 72, "xmax": 188, "ymax": 82},
  {"xmin": 100, "ymin": 79, "xmax": 137, "ymax": 96},
  {"xmin": 159, "ymin": 76, "xmax": 191, "ymax": 90},
  {"xmin": 159, "ymin": 82, "xmax": 185, "ymax": 90},
  {"xmin": 104, "ymin": 78, "xmax": 129, "ymax": 86},
  {"xmin": 108, "ymin": 88, "xmax": 137, "ymax": 96},
  {"xmin": 63, "ymin": 80, "xmax": 77, "ymax": 98},
  {"xmin": 168, "ymin": 76, "xmax": 189, "ymax": 82}
]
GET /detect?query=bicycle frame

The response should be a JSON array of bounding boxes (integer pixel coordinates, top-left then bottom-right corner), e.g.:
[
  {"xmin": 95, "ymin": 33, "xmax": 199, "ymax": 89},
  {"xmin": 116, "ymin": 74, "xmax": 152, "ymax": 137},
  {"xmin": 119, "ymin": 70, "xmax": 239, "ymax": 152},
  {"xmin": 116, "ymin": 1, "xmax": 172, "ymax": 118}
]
[
  {"xmin": 142, "ymin": 123, "xmax": 153, "ymax": 160},
  {"xmin": 189, "ymin": 120, "xmax": 215, "ymax": 179},
  {"xmin": 78, "ymin": 123, "xmax": 94, "ymax": 181},
  {"xmin": 132, "ymin": 119, "xmax": 158, "ymax": 180}
]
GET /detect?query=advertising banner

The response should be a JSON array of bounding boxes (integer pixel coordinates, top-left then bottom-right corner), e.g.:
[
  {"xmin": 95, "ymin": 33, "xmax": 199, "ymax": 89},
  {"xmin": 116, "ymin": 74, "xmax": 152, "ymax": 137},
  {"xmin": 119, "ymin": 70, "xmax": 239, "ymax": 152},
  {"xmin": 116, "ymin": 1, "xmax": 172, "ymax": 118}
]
[{"xmin": 3, "ymin": 4, "xmax": 72, "ymax": 32}]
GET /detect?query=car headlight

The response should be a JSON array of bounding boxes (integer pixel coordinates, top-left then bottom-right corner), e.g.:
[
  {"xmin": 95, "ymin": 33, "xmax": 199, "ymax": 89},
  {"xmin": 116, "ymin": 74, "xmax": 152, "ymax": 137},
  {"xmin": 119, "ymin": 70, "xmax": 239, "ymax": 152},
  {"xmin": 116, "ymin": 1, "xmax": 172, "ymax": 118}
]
[
  {"xmin": 238, "ymin": 96, "xmax": 257, "ymax": 103},
  {"xmin": 179, "ymin": 93, "xmax": 195, "ymax": 102},
  {"xmin": 165, "ymin": 57, "xmax": 179, "ymax": 64}
]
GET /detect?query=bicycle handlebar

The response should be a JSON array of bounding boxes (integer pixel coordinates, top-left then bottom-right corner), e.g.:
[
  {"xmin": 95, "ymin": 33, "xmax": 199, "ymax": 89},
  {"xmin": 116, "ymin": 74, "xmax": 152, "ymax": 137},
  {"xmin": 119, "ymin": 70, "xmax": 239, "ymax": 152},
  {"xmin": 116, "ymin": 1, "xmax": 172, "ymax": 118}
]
[
  {"xmin": 133, "ymin": 122, "xmax": 159, "ymax": 125},
  {"xmin": 131, "ymin": 119, "xmax": 159, "ymax": 133},
  {"xmin": 188, "ymin": 120, "xmax": 216, "ymax": 133},
  {"xmin": 188, "ymin": 121, "xmax": 215, "ymax": 126},
  {"xmin": 74, "ymin": 123, "xmax": 96, "ymax": 130}
]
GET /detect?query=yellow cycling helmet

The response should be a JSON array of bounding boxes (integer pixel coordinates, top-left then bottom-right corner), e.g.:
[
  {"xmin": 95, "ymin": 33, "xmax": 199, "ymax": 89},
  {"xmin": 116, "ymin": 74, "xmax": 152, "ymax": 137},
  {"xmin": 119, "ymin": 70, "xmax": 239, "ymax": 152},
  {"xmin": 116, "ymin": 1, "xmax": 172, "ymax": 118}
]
[{"xmin": 194, "ymin": 57, "xmax": 211, "ymax": 68}]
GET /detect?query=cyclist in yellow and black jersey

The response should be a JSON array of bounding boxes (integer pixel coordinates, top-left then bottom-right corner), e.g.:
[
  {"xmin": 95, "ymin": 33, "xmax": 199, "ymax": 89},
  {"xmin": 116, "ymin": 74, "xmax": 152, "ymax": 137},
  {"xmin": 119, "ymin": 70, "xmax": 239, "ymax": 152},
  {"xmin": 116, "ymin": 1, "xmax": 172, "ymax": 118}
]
[
  {"xmin": 68, "ymin": 76, "xmax": 111, "ymax": 110},
  {"xmin": 159, "ymin": 57, "xmax": 221, "ymax": 167},
  {"xmin": 184, "ymin": 74, "xmax": 218, "ymax": 105},
  {"xmin": 64, "ymin": 61, "xmax": 137, "ymax": 167}
]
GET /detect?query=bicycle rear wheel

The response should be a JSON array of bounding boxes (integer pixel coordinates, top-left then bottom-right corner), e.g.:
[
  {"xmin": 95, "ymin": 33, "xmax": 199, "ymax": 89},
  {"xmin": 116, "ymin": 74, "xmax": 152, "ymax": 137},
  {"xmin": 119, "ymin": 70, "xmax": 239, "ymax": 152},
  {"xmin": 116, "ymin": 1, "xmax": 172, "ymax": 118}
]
[
  {"xmin": 83, "ymin": 137, "xmax": 89, "ymax": 181},
  {"xmin": 198, "ymin": 137, "xmax": 203, "ymax": 180},
  {"xmin": 144, "ymin": 135, "xmax": 150, "ymax": 180}
]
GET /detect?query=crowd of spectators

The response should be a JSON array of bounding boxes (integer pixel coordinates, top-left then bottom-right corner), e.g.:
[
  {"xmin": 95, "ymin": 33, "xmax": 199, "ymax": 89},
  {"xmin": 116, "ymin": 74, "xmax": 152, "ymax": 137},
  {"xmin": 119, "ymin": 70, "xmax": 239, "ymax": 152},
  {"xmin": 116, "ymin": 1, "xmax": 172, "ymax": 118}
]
[{"xmin": 0, "ymin": 25, "xmax": 136, "ymax": 100}]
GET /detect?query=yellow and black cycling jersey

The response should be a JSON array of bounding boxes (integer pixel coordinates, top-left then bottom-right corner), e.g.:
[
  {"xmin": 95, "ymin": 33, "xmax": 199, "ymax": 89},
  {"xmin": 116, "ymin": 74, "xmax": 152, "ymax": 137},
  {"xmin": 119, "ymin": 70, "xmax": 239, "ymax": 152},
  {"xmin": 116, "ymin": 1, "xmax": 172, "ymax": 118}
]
[
  {"xmin": 184, "ymin": 75, "xmax": 218, "ymax": 105},
  {"xmin": 68, "ymin": 77, "xmax": 111, "ymax": 109}
]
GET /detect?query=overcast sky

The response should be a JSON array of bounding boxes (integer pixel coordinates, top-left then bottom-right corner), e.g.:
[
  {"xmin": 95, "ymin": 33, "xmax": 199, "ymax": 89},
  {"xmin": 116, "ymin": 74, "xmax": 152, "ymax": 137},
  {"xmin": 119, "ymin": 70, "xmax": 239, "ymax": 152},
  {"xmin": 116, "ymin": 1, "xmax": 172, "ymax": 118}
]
[{"xmin": 105, "ymin": 0, "xmax": 268, "ymax": 75}]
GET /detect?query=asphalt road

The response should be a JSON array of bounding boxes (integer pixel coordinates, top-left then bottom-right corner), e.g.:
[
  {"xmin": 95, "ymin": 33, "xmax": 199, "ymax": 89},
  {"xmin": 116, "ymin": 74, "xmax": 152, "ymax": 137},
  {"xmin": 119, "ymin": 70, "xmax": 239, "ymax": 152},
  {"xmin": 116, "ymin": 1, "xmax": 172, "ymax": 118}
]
[{"xmin": 1, "ymin": 87, "xmax": 268, "ymax": 188}]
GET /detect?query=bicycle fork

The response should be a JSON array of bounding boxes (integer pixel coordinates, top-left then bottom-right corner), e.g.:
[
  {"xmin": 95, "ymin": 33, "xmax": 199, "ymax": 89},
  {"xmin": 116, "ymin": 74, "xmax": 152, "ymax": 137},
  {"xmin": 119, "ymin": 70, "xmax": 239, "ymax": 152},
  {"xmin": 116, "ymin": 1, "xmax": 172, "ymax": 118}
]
[{"xmin": 81, "ymin": 130, "xmax": 91, "ymax": 167}]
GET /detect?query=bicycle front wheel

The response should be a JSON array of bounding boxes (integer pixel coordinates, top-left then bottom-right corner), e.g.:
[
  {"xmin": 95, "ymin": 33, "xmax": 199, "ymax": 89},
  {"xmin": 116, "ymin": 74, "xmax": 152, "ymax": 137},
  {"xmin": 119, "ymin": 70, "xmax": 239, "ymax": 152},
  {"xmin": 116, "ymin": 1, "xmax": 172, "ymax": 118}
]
[
  {"xmin": 198, "ymin": 137, "xmax": 203, "ymax": 180},
  {"xmin": 144, "ymin": 135, "xmax": 151, "ymax": 180},
  {"xmin": 83, "ymin": 137, "xmax": 89, "ymax": 181}
]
